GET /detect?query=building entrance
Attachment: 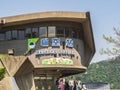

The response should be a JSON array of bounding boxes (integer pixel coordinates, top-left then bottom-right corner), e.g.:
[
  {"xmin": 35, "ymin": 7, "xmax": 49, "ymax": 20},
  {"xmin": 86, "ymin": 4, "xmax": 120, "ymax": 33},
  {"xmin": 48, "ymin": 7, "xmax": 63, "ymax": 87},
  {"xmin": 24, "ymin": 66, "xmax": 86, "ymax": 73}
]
[{"xmin": 34, "ymin": 76, "xmax": 55, "ymax": 90}]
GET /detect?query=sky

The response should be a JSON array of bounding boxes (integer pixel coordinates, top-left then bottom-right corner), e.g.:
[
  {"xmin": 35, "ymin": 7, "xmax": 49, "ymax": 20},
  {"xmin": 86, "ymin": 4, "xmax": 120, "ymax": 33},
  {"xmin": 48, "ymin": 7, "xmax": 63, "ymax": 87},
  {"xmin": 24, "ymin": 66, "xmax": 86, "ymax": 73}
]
[{"xmin": 0, "ymin": 0, "xmax": 120, "ymax": 63}]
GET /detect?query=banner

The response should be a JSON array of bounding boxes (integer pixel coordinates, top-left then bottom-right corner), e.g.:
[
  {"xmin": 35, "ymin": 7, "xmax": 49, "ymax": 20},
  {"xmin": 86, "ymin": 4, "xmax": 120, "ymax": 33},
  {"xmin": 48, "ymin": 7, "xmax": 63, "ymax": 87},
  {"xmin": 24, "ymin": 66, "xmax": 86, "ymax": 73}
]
[{"xmin": 42, "ymin": 57, "xmax": 73, "ymax": 65}]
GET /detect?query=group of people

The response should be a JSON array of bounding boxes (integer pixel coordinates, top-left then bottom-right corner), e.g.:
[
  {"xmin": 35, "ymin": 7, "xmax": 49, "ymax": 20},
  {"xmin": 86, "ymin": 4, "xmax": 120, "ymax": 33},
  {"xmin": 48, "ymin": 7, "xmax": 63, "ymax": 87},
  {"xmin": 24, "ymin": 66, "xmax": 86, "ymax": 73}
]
[{"xmin": 55, "ymin": 76, "xmax": 87, "ymax": 90}]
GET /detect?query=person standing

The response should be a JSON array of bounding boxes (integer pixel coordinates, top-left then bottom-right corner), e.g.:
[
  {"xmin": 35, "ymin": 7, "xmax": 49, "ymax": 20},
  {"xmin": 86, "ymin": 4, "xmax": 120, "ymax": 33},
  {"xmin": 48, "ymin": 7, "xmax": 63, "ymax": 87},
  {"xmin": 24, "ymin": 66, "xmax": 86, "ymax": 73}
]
[
  {"xmin": 68, "ymin": 76, "xmax": 75, "ymax": 90},
  {"xmin": 76, "ymin": 78, "xmax": 82, "ymax": 90},
  {"xmin": 58, "ymin": 78, "xmax": 64, "ymax": 90},
  {"xmin": 81, "ymin": 84, "xmax": 87, "ymax": 90},
  {"xmin": 64, "ymin": 81, "xmax": 69, "ymax": 90},
  {"xmin": 55, "ymin": 78, "xmax": 59, "ymax": 90}
]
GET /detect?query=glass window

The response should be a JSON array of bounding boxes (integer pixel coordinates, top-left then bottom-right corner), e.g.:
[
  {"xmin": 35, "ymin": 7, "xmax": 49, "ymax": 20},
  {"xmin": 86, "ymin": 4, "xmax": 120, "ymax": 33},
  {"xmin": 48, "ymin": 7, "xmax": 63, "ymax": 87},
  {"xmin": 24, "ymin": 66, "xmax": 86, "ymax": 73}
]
[
  {"xmin": 12, "ymin": 30, "xmax": 17, "ymax": 40},
  {"xmin": 65, "ymin": 27, "xmax": 70, "ymax": 38},
  {"xmin": 18, "ymin": 30, "xmax": 24, "ymax": 40},
  {"xmin": 72, "ymin": 28, "xmax": 78, "ymax": 38},
  {"xmin": 6, "ymin": 31, "xmax": 11, "ymax": 40},
  {"xmin": 25, "ymin": 28, "xmax": 31, "ymax": 38},
  {"xmin": 0, "ymin": 33, "xmax": 5, "ymax": 40},
  {"xmin": 78, "ymin": 30, "xmax": 83, "ymax": 39},
  {"xmin": 76, "ymin": 29, "xmax": 80, "ymax": 39},
  {"xmin": 32, "ymin": 28, "xmax": 38, "ymax": 38},
  {"xmin": 39, "ymin": 27, "xmax": 47, "ymax": 37},
  {"xmin": 48, "ymin": 26, "xmax": 56, "ymax": 37},
  {"xmin": 56, "ymin": 27, "xmax": 64, "ymax": 37}
]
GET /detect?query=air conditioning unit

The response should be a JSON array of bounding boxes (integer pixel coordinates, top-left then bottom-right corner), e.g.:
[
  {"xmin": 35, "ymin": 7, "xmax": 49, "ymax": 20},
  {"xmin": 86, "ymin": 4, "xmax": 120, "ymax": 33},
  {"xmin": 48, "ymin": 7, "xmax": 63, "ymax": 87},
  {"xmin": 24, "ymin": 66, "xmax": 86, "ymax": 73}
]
[{"xmin": 8, "ymin": 49, "xmax": 14, "ymax": 55}]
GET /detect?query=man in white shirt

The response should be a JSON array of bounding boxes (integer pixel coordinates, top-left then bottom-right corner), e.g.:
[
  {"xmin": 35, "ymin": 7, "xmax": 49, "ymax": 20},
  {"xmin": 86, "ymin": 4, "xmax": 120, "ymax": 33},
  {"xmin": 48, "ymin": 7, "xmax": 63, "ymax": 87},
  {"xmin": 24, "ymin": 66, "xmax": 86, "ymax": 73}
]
[{"xmin": 68, "ymin": 76, "xmax": 74, "ymax": 90}]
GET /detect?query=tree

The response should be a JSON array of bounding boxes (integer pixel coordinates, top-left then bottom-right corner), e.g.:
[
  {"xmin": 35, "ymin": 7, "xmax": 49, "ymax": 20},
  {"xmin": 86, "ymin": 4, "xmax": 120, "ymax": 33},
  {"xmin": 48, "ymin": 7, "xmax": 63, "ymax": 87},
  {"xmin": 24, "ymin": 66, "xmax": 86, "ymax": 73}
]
[
  {"xmin": 100, "ymin": 27, "xmax": 120, "ymax": 56},
  {"xmin": 0, "ymin": 67, "xmax": 5, "ymax": 81}
]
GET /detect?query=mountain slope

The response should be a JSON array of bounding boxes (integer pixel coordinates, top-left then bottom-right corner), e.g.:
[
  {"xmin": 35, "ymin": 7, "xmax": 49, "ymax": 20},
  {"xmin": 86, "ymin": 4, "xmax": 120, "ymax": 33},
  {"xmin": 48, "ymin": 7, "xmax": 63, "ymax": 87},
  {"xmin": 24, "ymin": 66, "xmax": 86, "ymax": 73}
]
[{"xmin": 75, "ymin": 57, "xmax": 120, "ymax": 89}]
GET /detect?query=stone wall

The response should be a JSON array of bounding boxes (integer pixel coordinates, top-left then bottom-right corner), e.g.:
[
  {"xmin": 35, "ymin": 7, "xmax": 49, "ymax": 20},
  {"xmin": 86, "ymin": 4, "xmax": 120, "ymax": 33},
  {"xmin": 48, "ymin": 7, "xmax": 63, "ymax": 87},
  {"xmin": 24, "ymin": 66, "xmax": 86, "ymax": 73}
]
[
  {"xmin": 0, "ymin": 40, "xmax": 27, "ymax": 55},
  {"xmin": 0, "ymin": 77, "xmax": 13, "ymax": 90},
  {"xmin": 0, "ymin": 56, "xmax": 35, "ymax": 90},
  {"xmin": 15, "ymin": 73, "xmax": 35, "ymax": 90}
]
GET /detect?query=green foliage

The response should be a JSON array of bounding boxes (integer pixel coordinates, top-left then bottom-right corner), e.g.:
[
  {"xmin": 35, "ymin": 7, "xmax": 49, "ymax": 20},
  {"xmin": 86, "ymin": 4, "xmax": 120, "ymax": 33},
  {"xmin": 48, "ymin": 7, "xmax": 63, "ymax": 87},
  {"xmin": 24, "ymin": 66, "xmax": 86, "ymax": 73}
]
[
  {"xmin": 75, "ymin": 57, "xmax": 120, "ymax": 89},
  {"xmin": 0, "ymin": 54, "xmax": 9, "ymax": 57},
  {"xmin": 98, "ymin": 27, "xmax": 120, "ymax": 89},
  {"xmin": 0, "ymin": 67, "xmax": 5, "ymax": 81},
  {"xmin": 100, "ymin": 27, "xmax": 120, "ymax": 56}
]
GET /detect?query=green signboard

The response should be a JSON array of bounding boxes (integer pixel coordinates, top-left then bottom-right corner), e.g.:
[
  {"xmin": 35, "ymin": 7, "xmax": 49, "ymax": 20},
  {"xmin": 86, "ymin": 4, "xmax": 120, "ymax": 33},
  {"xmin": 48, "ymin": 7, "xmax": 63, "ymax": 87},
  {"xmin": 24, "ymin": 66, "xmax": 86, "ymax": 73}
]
[{"xmin": 28, "ymin": 38, "xmax": 39, "ymax": 51}]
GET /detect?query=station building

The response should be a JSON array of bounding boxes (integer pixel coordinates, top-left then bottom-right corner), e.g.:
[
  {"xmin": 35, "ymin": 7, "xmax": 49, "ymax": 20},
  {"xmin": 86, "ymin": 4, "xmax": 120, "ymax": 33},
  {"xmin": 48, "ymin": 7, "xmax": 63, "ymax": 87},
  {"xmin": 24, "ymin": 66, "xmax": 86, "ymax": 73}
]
[{"xmin": 0, "ymin": 11, "xmax": 95, "ymax": 90}]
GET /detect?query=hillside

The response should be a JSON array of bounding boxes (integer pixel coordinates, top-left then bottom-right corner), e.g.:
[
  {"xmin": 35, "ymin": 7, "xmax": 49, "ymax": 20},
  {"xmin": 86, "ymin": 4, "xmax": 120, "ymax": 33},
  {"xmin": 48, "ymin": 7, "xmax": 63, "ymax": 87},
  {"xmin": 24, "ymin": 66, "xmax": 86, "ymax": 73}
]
[{"xmin": 75, "ymin": 57, "xmax": 120, "ymax": 89}]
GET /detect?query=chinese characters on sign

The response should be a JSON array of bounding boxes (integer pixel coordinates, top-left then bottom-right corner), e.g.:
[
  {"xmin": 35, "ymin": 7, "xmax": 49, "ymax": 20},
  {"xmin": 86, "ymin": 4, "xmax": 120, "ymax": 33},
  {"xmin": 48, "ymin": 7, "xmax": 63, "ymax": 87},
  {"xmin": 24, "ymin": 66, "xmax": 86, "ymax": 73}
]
[
  {"xmin": 41, "ymin": 38, "xmax": 73, "ymax": 47},
  {"xmin": 41, "ymin": 38, "xmax": 49, "ymax": 46},
  {"xmin": 35, "ymin": 49, "xmax": 74, "ymax": 55},
  {"xmin": 66, "ymin": 39, "xmax": 73, "ymax": 47},
  {"xmin": 52, "ymin": 38, "xmax": 60, "ymax": 46}
]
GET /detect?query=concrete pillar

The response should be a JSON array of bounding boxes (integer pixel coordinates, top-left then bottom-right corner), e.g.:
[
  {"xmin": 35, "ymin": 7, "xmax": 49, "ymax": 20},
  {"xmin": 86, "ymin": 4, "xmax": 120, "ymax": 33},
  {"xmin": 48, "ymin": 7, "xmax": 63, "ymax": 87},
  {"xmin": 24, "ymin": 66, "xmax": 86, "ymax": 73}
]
[{"xmin": 15, "ymin": 73, "xmax": 35, "ymax": 90}]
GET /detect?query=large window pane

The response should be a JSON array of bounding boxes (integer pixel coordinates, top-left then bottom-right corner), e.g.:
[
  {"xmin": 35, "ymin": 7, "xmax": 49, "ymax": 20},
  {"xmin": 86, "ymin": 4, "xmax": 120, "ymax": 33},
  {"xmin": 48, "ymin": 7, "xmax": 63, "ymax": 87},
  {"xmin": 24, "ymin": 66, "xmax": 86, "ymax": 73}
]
[
  {"xmin": 39, "ymin": 27, "xmax": 47, "ymax": 37},
  {"xmin": 65, "ymin": 27, "xmax": 70, "ymax": 38},
  {"xmin": 71, "ymin": 28, "xmax": 78, "ymax": 38},
  {"xmin": 12, "ymin": 30, "xmax": 17, "ymax": 40},
  {"xmin": 56, "ymin": 27, "xmax": 64, "ymax": 37},
  {"xmin": 18, "ymin": 30, "xmax": 24, "ymax": 40},
  {"xmin": 0, "ymin": 33, "xmax": 5, "ymax": 40},
  {"xmin": 25, "ymin": 28, "xmax": 31, "ymax": 38},
  {"xmin": 48, "ymin": 26, "xmax": 56, "ymax": 37},
  {"xmin": 6, "ymin": 31, "xmax": 11, "ymax": 40},
  {"xmin": 78, "ymin": 30, "xmax": 83, "ymax": 39},
  {"xmin": 32, "ymin": 28, "xmax": 38, "ymax": 38}
]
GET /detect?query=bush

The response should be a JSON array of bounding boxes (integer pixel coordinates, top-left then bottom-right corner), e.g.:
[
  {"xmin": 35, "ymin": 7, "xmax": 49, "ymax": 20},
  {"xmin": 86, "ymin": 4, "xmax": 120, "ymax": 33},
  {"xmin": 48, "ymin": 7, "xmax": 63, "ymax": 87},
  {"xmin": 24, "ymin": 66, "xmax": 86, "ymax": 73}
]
[{"xmin": 0, "ymin": 68, "xmax": 5, "ymax": 81}]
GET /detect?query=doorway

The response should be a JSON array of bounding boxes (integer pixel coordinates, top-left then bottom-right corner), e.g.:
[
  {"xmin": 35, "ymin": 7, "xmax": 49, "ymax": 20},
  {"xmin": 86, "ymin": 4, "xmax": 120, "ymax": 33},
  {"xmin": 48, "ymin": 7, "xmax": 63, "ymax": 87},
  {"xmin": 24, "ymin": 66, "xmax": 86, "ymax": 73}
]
[{"xmin": 34, "ymin": 76, "xmax": 55, "ymax": 90}]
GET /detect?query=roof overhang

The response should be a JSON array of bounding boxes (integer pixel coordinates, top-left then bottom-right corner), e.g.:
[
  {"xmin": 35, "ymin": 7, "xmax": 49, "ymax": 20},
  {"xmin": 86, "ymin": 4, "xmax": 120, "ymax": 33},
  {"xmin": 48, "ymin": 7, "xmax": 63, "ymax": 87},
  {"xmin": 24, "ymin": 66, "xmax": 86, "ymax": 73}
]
[
  {"xmin": 0, "ymin": 11, "xmax": 87, "ymax": 27},
  {"xmin": 34, "ymin": 66, "xmax": 87, "ymax": 77}
]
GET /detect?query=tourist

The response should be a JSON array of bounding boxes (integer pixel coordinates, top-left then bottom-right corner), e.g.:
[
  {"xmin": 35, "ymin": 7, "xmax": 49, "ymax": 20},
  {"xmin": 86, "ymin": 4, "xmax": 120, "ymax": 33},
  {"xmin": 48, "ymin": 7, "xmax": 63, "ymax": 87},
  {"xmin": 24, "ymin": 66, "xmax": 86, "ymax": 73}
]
[
  {"xmin": 58, "ymin": 78, "xmax": 64, "ymax": 90},
  {"xmin": 55, "ymin": 78, "xmax": 59, "ymax": 90},
  {"xmin": 81, "ymin": 84, "xmax": 87, "ymax": 90},
  {"xmin": 64, "ymin": 80, "xmax": 69, "ymax": 90},
  {"xmin": 68, "ymin": 76, "xmax": 75, "ymax": 90},
  {"xmin": 76, "ymin": 78, "xmax": 82, "ymax": 90}
]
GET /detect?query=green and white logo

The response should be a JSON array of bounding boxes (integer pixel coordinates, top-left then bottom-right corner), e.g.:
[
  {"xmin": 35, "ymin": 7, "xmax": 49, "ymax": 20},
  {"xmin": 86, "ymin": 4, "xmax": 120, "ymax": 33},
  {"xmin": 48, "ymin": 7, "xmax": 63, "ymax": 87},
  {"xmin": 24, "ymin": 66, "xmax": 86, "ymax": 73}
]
[{"xmin": 28, "ymin": 38, "xmax": 39, "ymax": 51}]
